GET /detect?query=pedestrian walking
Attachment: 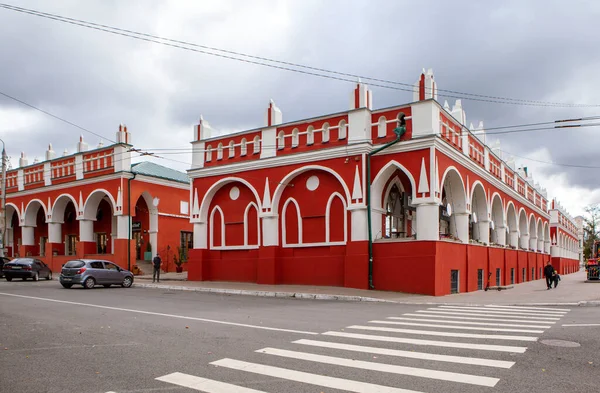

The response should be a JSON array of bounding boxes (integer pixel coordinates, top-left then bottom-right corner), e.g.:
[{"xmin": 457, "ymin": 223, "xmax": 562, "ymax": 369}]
[
  {"xmin": 543, "ymin": 261, "xmax": 554, "ymax": 290},
  {"xmin": 553, "ymin": 270, "xmax": 561, "ymax": 288},
  {"xmin": 152, "ymin": 253, "xmax": 162, "ymax": 283}
]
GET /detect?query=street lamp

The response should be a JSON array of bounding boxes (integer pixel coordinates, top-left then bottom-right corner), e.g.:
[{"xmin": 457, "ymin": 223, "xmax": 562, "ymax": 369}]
[{"xmin": 0, "ymin": 137, "xmax": 7, "ymax": 257}]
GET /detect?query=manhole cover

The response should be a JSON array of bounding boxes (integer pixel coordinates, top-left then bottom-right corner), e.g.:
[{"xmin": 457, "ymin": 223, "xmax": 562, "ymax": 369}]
[{"xmin": 540, "ymin": 339, "xmax": 581, "ymax": 347}]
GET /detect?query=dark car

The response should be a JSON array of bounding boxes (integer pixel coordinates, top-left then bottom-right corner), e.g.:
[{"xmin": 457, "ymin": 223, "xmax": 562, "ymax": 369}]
[
  {"xmin": 59, "ymin": 259, "xmax": 134, "ymax": 289},
  {"xmin": 0, "ymin": 257, "xmax": 11, "ymax": 278},
  {"xmin": 3, "ymin": 258, "xmax": 53, "ymax": 281}
]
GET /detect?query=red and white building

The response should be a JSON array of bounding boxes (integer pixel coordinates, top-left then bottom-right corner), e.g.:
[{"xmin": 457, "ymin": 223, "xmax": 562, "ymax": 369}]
[
  {"xmin": 549, "ymin": 200, "xmax": 582, "ymax": 272},
  {"xmin": 2, "ymin": 125, "xmax": 193, "ymax": 273},
  {"xmin": 185, "ymin": 68, "xmax": 579, "ymax": 295}
]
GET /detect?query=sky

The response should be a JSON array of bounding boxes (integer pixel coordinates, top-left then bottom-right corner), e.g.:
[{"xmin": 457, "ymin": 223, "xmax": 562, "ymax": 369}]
[{"xmin": 1, "ymin": 0, "xmax": 599, "ymax": 217}]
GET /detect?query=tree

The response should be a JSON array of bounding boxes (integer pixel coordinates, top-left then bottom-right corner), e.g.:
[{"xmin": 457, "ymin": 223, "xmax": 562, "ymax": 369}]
[{"xmin": 582, "ymin": 204, "xmax": 600, "ymax": 260}]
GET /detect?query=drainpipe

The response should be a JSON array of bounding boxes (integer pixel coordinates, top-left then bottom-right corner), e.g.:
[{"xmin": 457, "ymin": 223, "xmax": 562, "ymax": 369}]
[
  {"xmin": 127, "ymin": 172, "xmax": 137, "ymax": 271},
  {"xmin": 367, "ymin": 114, "xmax": 406, "ymax": 289}
]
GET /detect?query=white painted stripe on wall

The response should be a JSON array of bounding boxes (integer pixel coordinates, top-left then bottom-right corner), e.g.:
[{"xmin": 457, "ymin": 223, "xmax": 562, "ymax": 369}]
[
  {"xmin": 369, "ymin": 320, "xmax": 544, "ymax": 333},
  {"xmin": 156, "ymin": 372, "xmax": 267, "ymax": 392},
  {"xmin": 418, "ymin": 310, "xmax": 560, "ymax": 321},
  {"xmin": 210, "ymin": 358, "xmax": 425, "ymax": 393},
  {"xmin": 388, "ymin": 317, "xmax": 552, "ymax": 329},
  {"xmin": 256, "ymin": 347, "xmax": 499, "ymax": 387},
  {"xmin": 347, "ymin": 325, "xmax": 538, "ymax": 342},
  {"xmin": 322, "ymin": 331, "xmax": 528, "ymax": 353},
  {"xmin": 404, "ymin": 313, "xmax": 556, "ymax": 324},
  {"xmin": 485, "ymin": 305, "xmax": 571, "ymax": 312},
  {"xmin": 0, "ymin": 292, "xmax": 318, "ymax": 335},
  {"xmin": 293, "ymin": 339, "xmax": 515, "ymax": 369},
  {"xmin": 438, "ymin": 306, "xmax": 567, "ymax": 316}
]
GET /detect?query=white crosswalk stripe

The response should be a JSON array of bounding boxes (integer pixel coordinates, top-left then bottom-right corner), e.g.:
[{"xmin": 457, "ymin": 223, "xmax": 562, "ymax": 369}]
[{"xmin": 154, "ymin": 304, "xmax": 570, "ymax": 392}]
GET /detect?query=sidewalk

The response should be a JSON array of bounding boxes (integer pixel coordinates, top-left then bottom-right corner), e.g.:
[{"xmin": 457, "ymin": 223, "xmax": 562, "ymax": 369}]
[{"xmin": 133, "ymin": 270, "xmax": 600, "ymax": 306}]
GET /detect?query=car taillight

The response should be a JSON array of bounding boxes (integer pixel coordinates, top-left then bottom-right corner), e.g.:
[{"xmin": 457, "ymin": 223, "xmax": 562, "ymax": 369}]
[
  {"xmin": 3, "ymin": 265, "xmax": 10, "ymax": 270},
  {"xmin": 23, "ymin": 266, "xmax": 32, "ymax": 271},
  {"xmin": 76, "ymin": 267, "xmax": 87, "ymax": 274}
]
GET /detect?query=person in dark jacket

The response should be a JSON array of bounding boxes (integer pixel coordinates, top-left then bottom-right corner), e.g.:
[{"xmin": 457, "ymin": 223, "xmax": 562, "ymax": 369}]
[
  {"xmin": 553, "ymin": 270, "xmax": 561, "ymax": 288},
  {"xmin": 543, "ymin": 261, "xmax": 555, "ymax": 290},
  {"xmin": 152, "ymin": 253, "xmax": 162, "ymax": 283}
]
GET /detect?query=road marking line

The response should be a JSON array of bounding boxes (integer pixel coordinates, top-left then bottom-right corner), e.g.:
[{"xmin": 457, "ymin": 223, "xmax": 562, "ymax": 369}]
[
  {"xmin": 405, "ymin": 313, "xmax": 556, "ymax": 324},
  {"xmin": 156, "ymin": 372, "xmax": 267, "ymax": 392},
  {"xmin": 484, "ymin": 305, "xmax": 571, "ymax": 312},
  {"xmin": 322, "ymin": 331, "xmax": 528, "ymax": 353},
  {"xmin": 8, "ymin": 343, "xmax": 140, "ymax": 352},
  {"xmin": 562, "ymin": 324, "xmax": 600, "ymax": 327},
  {"xmin": 388, "ymin": 316, "xmax": 552, "ymax": 329},
  {"xmin": 0, "ymin": 292, "xmax": 318, "ymax": 336},
  {"xmin": 293, "ymin": 339, "xmax": 515, "ymax": 368},
  {"xmin": 370, "ymin": 320, "xmax": 544, "ymax": 333},
  {"xmin": 257, "ymin": 347, "xmax": 499, "ymax": 387},
  {"xmin": 419, "ymin": 310, "xmax": 560, "ymax": 321},
  {"xmin": 347, "ymin": 325, "xmax": 538, "ymax": 341},
  {"xmin": 211, "ymin": 358, "xmax": 424, "ymax": 393},
  {"xmin": 438, "ymin": 306, "xmax": 567, "ymax": 316}
]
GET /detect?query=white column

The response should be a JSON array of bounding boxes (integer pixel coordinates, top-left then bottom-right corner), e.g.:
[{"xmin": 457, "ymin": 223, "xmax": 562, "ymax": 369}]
[
  {"xmin": 477, "ymin": 220, "xmax": 490, "ymax": 244},
  {"xmin": 544, "ymin": 240, "xmax": 551, "ymax": 254},
  {"xmin": 537, "ymin": 238, "xmax": 543, "ymax": 252},
  {"xmin": 551, "ymin": 244, "xmax": 559, "ymax": 258},
  {"xmin": 48, "ymin": 222, "xmax": 62, "ymax": 244},
  {"xmin": 193, "ymin": 222, "xmax": 207, "ymax": 249},
  {"xmin": 21, "ymin": 226, "xmax": 34, "ymax": 246},
  {"xmin": 495, "ymin": 225, "xmax": 507, "ymax": 246},
  {"xmin": 261, "ymin": 215, "xmax": 279, "ymax": 246},
  {"xmin": 415, "ymin": 203, "xmax": 439, "ymax": 240},
  {"xmin": 509, "ymin": 230, "xmax": 519, "ymax": 248},
  {"xmin": 350, "ymin": 208, "xmax": 368, "ymax": 241},
  {"xmin": 529, "ymin": 235, "xmax": 537, "ymax": 251},
  {"xmin": 149, "ymin": 230, "xmax": 158, "ymax": 256},
  {"xmin": 116, "ymin": 215, "xmax": 131, "ymax": 239},
  {"xmin": 454, "ymin": 212, "xmax": 470, "ymax": 243},
  {"xmin": 520, "ymin": 233, "xmax": 529, "ymax": 250},
  {"xmin": 79, "ymin": 219, "xmax": 94, "ymax": 242}
]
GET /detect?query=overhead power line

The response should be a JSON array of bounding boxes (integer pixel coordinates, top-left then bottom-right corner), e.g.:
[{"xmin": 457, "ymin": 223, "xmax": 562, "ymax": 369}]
[
  {"xmin": 499, "ymin": 150, "xmax": 600, "ymax": 169},
  {"xmin": 1, "ymin": 3, "xmax": 599, "ymax": 108}
]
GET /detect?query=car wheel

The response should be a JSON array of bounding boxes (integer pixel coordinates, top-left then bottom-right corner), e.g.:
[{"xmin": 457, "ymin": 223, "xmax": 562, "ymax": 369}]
[
  {"xmin": 32, "ymin": 272, "xmax": 39, "ymax": 281},
  {"xmin": 6, "ymin": 277, "xmax": 12, "ymax": 282},
  {"xmin": 61, "ymin": 283, "xmax": 72, "ymax": 289},
  {"xmin": 103, "ymin": 284, "xmax": 111, "ymax": 288},
  {"xmin": 83, "ymin": 277, "xmax": 96, "ymax": 289},
  {"xmin": 122, "ymin": 276, "xmax": 133, "ymax": 288},
  {"xmin": 47, "ymin": 272, "xmax": 53, "ymax": 280}
]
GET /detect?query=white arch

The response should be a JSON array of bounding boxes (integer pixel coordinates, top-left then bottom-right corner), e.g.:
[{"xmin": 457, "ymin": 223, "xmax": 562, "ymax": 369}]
[
  {"xmin": 253, "ymin": 135, "xmax": 261, "ymax": 154},
  {"xmin": 217, "ymin": 143, "xmax": 223, "ymax": 160},
  {"xmin": 322, "ymin": 122, "xmax": 330, "ymax": 143},
  {"xmin": 243, "ymin": 202, "xmax": 260, "ymax": 246},
  {"xmin": 372, "ymin": 160, "xmax": 418, "ymax": 202},
  {"xmin": 271, "ymin": 165, "xmax": 352, "ymax": 213},
  {"xmin": 307, "ymin": 126, "xmax": 314, "ymax": 145},
  {"xmin": 382, "ymin": 176, "xmax": 406, "ymax": 211},
  {"xmin": 51, "ymin": 193, "xmax": 78, "ymax": 223},
  {"xmin": 490, "ymin": 193, "xmax": 504, "ymax": 225},
  {"xmin": 24, "ymin": 199, "xmax": 48, "ymax": 226},
  {"xmin": 277, "ymin": 131, "xmax": 285, "ymax": 149},
  {"xmin": 291, "ymin": 128, "xmax": 299, "ymax": 148},
  {"xmin": 325, "ymin": 192, "xmax": 348, "ymax": 243},
  {"xmin": 338, "ymin": 120, "xmax": 347, "ymax": 140},
  {"xmin": 439, "ymin": 166, "xmax": 467, "ymax": 212},
  {"xmin": 537, "ymin": 218, "xmax": 543, "ymax": 241},
  {"xmin": 240, "ymin": 138, "xmax": 247, "ymax": 156},
  {"xmin": 528, "ymin": 214, "xmax": 537, "ymax": 236},
  {"xmin": 209, "ymin": 205, "xmax": 225, "ymax": 248},
  {"xmin": 470, "ymin": 181, "xmax": 488, "ymax": 219},
  {"xmin": 228, "ymin": 141, "xmax": 235, "ymax": 158},
  {"xmin": 83, "ymin": 189, "xmax": 116, "ymax": 220},
  {"xmin": 377, "ymin": 116, "xmax": 386, "ymax": 138},
  {"xmin": 281, "ymin": 197, "xmax": 302, "ymax": 246},
  {"xmin": 506, "ymin": 201, "xmax": 518, "ymax": 229},
  {"xmin": 206, "ymin": 145, "xmax": 213, "ymax": 162},
  {"xmin": 6, "ymin": 202, "xmax": 21, "ymax": 225},
  {"xmin": 199, "ymin": 177, "xmax": 262, "ymax": 222}
]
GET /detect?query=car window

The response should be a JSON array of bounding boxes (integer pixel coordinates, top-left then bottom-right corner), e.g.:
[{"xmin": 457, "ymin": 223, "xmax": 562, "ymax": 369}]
[
  {"xmin": 64, "ymin": 260, "xmax": 85, "ymax": 268},
  {"xmin": 104, "ymin": 263, "xmax": 119, "ymax": 270},
  {"xmin": 90, "ymin": 261, "xmax": 104, "ymax": 269}
]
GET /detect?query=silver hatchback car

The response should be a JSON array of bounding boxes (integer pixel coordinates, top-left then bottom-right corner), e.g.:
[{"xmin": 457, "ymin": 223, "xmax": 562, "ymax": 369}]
[{"xmin": 59, "ymin": 259, "xmax": 134, "ymax": 289}]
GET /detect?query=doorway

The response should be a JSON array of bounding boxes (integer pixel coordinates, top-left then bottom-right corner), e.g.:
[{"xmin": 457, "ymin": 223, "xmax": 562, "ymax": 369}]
[
  {"xmin": 66, "ymin": 235, "xmax": 77, "ymax": 256},
  {"xmin": 133, "ymin": 232, "xmax": 142, "ymax": 260},
  {"xmin": 450, "ymin": 270, "xmax": 459, "ymax": 294},
  {"xmin": 96, "ymin": 233, "xmax": 108, "ymax": 254}
]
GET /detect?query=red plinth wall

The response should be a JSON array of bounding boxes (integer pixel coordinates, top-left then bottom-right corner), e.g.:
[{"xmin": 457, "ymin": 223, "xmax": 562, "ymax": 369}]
[{"xmin": 187, "ymin": 241, "xmax": 580, "ymax": 296}]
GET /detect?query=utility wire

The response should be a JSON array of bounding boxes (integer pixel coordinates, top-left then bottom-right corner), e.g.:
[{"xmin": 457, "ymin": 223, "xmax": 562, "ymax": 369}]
[
  {"xmin": 2, "ymin": 3, "xmax": 598, "ymax": 108},
  {"xmin": 499, "ymin": 149, "xmax": 600, "ymax": 169}
]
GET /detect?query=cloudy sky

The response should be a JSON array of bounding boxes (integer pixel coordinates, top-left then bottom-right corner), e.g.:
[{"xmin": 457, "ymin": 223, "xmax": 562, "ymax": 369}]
[{"xmin": 1, "ymin": 0, "xmax": 599, "ymax": 217}]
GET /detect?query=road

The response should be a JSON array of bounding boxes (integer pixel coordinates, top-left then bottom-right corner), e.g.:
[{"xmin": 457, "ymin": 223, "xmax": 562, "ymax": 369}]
[{"xmin": 0, "ymin": 280, "xmax": 599, "ymax": 393}]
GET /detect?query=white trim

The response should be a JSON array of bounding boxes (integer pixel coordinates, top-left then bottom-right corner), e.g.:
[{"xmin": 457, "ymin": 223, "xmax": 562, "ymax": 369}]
[
  {"xmin": 371, "ymin": 160, "xmax": 418, "ymax": 201},
  {"xmin": 23, "ymin": 199, "xmax": 48, "ymax": 226},
  {"xmin": 209, "ymin": 205, "xmax": 226, "ymax": 248},
  {"xmin": 50, "ymin": 193, "xmax": 79, "ymax": 223},
  {"xmin": 158, "ymin": 212, "xmax": 189, "ymax": 219},
  {"xmin": 6, "ymin": 172, "xmax": 124, "ymax": 198},
  {"xmin": 211, "ymin": 245, "xmax": 260, "ymax": 251},
  {"xmin": 5, "ymin": 202, "xmax": 21, "ymax": 223},
  {"xmin": 198, "ymin": 177, "xmax": 262, "ymax": 223},
  {"xmin": 325, "ymin": 192, "xmax": 348, "ymax": 243},
  {"xmin": 283, "ymin": 241, "xmax": 347, "ymax": 248},
  {"xmin": 439, "ymin": 166, "xmax": 467, "ymax": 210},
  {"xmin": 83, "ymin": 188, "xmax": 117, "ymax": 220},
  {"xmin": 281, "ymin": 198, "xmax": 302, "ymax": 246},
  {"xmin": 133, "ymin": 174, "xmax": 189, "ymax": 190},
  {"xmin": 243, "ymin": 202, "xmax": 260, "ymax": 247}
]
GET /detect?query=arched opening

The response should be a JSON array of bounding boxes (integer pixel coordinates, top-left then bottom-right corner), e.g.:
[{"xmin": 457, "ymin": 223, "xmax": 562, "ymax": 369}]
[
  {"xmin": 217, "ymin": 143, "xmax": 223, "ymax": 160},
  {"xmin": 377, "ymin": 116, "xmax": 386, "ymax": 138},
  {"xmin": 51, "ymin": 195, "xmax": 79, "ymax": 256},
  {"xmin": 291, "ymin": 128, "xmax": 299, "ymax": 148},
  {"xmin": 253, "ymin": 135, "xmax": 261, "ymax": 154},
  {"xmin": 470, "ymin": 183, "xmax": 488, "ymax": 244},
  {"xmin": 528, "ymin": 214, "xmax": 537, "ymax": 251},
  {"xmin": 83, "ymin": 190, "xmax": 117, "ymax": 254},
  {"xmin": 307, "ymin": 126, "xmax": 314, "ymax": 145},
  {"xmin": 277, "ymin": 131, "xmax": 285, "ymax": 150},
  {"xmin": 326, "ymin": 192, "xmax": 347, "ymax": 243},
  {"xmin": 322, "ymin": 123, "xmax": 330, "ymax": 143},
  {"xmin": 3, "ymin": 204, "xmax": 20, "ymax": 257},
  {"xmin": 536, "ymin": 219, "xmax": 543, "ymax": 252},
  {"xmin": 282, "ymin": 198, "xmax": 301, "ymax": 245},
  {"xmin": 384, "ymin": 184, "xmax": 407, "ymax": 238},
  {"xmin": 23, "ymin": 200, "xmax": 47, "ymax": 256},
  {"xmin": 210, "ymin": 206, "xmax": 224, "ymax": 248},
  {"xmin": 338, "ymin": 120, "xmax": 347, "ymax": 140},
  {"xmin": 518, "ymin": 209, "xmax": 529, "ymax": 250},
  {"xmin": 206, "ymin": 145, "xmax": 212, "ymax": 162},
  {"xmin": 10, "ymin": 212, "xmax": 21, "ymax": 257},
  {"xmin": 506, "ymin": 202, "xmax": 518, "ymax": 248},
  {"xmin": 228, "ymin": 141, "xmax": 235, "ymax": 158},
  {"xmin": 244, "ymin": 203, "xmax": 259, "ymax": 246},
  {"xmin": 439, "ymin": 169, "xmax": 467, "ymax": 242},
  {"xmin": 490, "ymin": 194, "xmax": 504, "ymax": 245},
  {"xmin": 240, "ymin": 138, "xmax": 247, "ymax": 156}
]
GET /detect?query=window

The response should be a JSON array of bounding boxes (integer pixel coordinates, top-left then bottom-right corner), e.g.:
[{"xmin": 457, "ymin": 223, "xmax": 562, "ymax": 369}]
[
  {"xmin": 496, "ymin": 268, "xmax": 501, "ymax": 286},
  {"xmin": 378, "ymin": 116, "xmax": 386, "ymax": 138},
  {"xmin": 510, "ymin": 268, "xmax": 515, "ymax": 284},
  {"xmin": 180, "ymin": 201, "xmax": 189, "ymax": 215},
  {"xmin": 531, "ymin": 267, "xmax": 535, "ymax": 280},
  {"xmin": 217, "ymin": 143, "xmax": 223, "ymax": 160},
  {"xmin": 291, "ymin": 128, "xmax": 299, "ymax": 148},
  {"xmin": 105, "ymin": 263, "xmax": 119, "ymax": 270},
  {"xmin": 180, "ymin": 231, "xmax": 193, "ymax": 261},
  {"xmin": 228, "ymin": 141, "xmax": 235, "ymax": 158},
  {"xmin": 322, "ymin": 123, "xmax": 330, "ymax": 143},
  {"xmin": 253, "ymin": 136, "xmax": 260, "ymax": 154},
  {"xmin": 206, "ymin": 145, "xmax": 212, "ymax": 162},
  {"xmin": 277, "ymin": 131, "xmax": 285, "ymax": 150},
  {"xmin": 240, "ymin": 138, "xmax": 247, "ymax": 156},
  {"xmin": 64, "ymin": 260, "xmax": 85, "ymax": 269},
  {"xmin": 338, "ymin": 120, "xmax": 347, "ymax": 140},
  {"xmin": 306, "ymin": 126, "xmax": 314, "ymax": 145},
  {"xmin": 477, "ymin": 269, "xmax": 484, "ymax": 290},
  {"xmin": 522, "ymin": 268, "xmax": 526, "ymax": 282},
  {"xmin": 450, "ymin": 270, "xmax": 459, "ymax": 294},
  {"xmin": 90, "ymin": 261, "xmax": 104, "ymax": 269}
]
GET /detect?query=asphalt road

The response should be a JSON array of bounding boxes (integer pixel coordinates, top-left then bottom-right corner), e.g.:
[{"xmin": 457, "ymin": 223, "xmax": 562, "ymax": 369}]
[{"xmin": 0, "ymin": 280, "xmax": 598, "ymax": 393}]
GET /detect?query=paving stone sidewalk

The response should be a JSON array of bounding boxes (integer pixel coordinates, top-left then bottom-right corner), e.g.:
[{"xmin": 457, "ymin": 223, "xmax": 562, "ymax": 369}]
[{"xmin": 134, "ymin": 269, "xmax": 600, "ymax": 306}]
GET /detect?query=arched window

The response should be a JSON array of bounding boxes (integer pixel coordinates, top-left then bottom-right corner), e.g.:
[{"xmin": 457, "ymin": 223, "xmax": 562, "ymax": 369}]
[
  {"xmin": 322, "ymin": 123, "xmax": 330, "ymax": 143},
  {"xmin": 277, "ymin": 131, "xmax": 285, "ymax": 150},
  {"xmin": 240, "ymin": 138, "xmax": 247, "ymax": 156},
  {"xmin": 385, "ymin": 184, "xmax": 405, "ymax": 238},
  {"xmin": 306, "ymin": 126, "xmax": 314, "ymax": 145},
  {"xmin": 217, "ymin": 143, "xmax": 223, "ymax": 160},
  {"xmin": 291, "ymin": 128, "xmax": 299, "ymax": 148},
  {"xmin": 253, "ymin": 135, "xmax": 261, "ymax": 154},
  {"xmin": 206, "ymin": 145, "xmax": 212, "ymax": 162},
  {"xmin": 228, "ymin": 141, "xmax": 235, "ymax": 158},
  {"xmin": 338, "ymin": 120, "xmax": 347, "ymax": 140},
  {"xmin": 378, "ymin": 116, "xmax": 386, "ymax": 138}
]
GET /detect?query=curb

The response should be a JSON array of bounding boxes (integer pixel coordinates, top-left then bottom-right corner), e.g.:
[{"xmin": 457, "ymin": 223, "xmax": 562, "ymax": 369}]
[
  {"xmin": 133, "ymin": 283, "xmax": 392, "ymax": 303},
  {"xmin": 133, "ymin": 283, "xmax": 600, "ymax": 306}
]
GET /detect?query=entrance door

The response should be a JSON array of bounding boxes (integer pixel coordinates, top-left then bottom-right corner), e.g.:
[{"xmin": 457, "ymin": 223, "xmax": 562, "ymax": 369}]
[
  {"xmin": 39, "ymin": 237, "xmax": 47, "ymax": 257},
  {"xmin": 66, "ymin": 235, "xmax": 77, "ymax": 256},
  {"xmin": 180, "ymin": 231, "xmax": 193, "ymax": 261},
  {"xmin": 133, "ymin": 232, "xmax": 142, "ymax": 260},
  {"xmin": 96, "ymin": 233, "xmax": 107, "ymax": 254},
  {"xmin": 450, "ymin": 270, "xmax": 459, "ymax": 294}
]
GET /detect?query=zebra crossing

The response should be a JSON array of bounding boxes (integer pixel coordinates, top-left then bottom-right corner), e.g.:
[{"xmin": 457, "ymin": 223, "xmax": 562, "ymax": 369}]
[{"xmin": 154, "ymin": 304, "xmax": 570, "ymax": 392}]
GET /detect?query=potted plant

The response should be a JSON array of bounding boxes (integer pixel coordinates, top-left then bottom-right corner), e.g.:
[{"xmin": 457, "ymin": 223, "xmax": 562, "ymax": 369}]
[
  {"xmin": 144, "ymin": 241, "xmax": 152, "ymax": 261},
  {"xmin": 174, "ymin": 246, "xmax": 186, "ymax": 273}
]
